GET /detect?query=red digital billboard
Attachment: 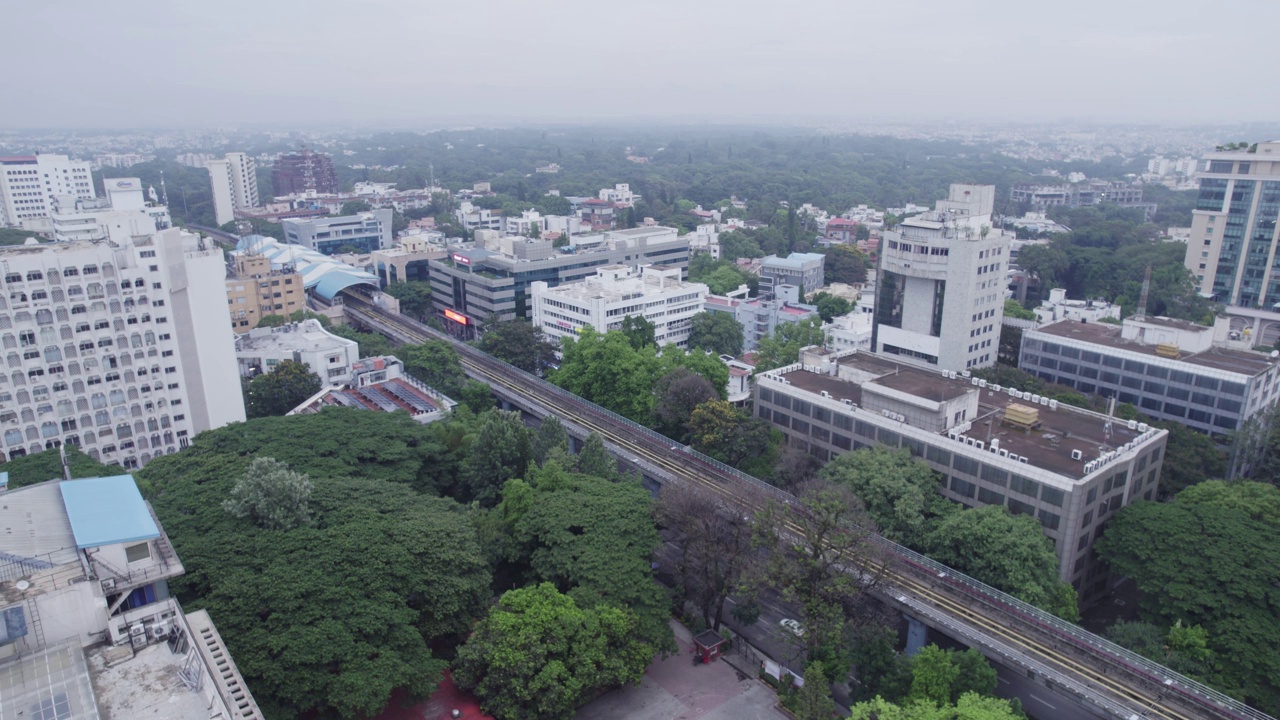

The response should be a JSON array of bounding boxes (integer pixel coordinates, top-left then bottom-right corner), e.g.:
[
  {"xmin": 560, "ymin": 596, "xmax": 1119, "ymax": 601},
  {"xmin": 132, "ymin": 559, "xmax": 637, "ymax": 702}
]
[{"xmin": 443, "ymin": 309, "xmax": 469, "ymax": 325}]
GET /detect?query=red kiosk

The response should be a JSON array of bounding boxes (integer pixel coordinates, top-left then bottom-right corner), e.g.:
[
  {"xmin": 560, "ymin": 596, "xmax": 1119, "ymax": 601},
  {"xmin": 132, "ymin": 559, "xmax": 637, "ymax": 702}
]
[{"xmin": 692, "ymin": 630, "xmax": 727, "ymax": 664}]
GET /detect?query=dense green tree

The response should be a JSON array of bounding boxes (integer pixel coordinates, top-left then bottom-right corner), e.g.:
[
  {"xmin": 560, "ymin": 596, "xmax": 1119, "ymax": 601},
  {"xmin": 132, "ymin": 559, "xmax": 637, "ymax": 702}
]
[
  {"xmin": 687, "ymin": 311, "xmax": 745, "ymax": 357},
  {"xmin": 687, "ymin": 399, "xmax": 776, "ymax": 471},
  {"xmin": 652, "ymin": 367, "xmax": 720, "ymax": 441},
  {"xmin": 717, "ymin": 230, "xmax": 763, "ymax": 261},
  {"xmin": 395, "ymin": 340, "xmax": 466, "ymax": 396},
  {"xmin": 924, "ymin": 505, "xmax": 1079, "ymax": 621},
  {"xmin": 656, "ymin": 483, "xmax": 757, "ymax": 631},
  {"xmin": 809, "ymin": 292, "xmax": 852, "ymax": 322},
  {"xmin": 1107, "ymin": 620, "xmax": 1216, "ymax": 680},
  {"xmin": 245, "ymin": 360, "xmax": 322, "ymax": 418},
  {"xmin": 461, "ymin": 410, "xmax": 534, "ymax": 506},
  {"xmin": 1002, "ymin": 299, "xmax": 1036, "ymax": 321},
  {"xmin": 575, "ymin": 432, "xmax": 616, "ymax": 480},
  {"xmin": 532, "ymin": 415, "xmax": 570, "ymax": 465},
  {"xmin": 847, "ymin": 693, "xmax": 1025, "ymax": 720},
  {"xmin": 329, "ymin": 323, "xmax": 393, "ymax": 358},
  {"xmin": 1154, "ymin": 420, "xmax": 1226, "ymax": 496},
  {"xmin": 690, "ymin": 254, "xmax": 752, "ymax": 295},
  {"xmin": 822, "ymin": 244, "xmax": 869, "ymax": 285},
  {"xmin": 453, "ymin": 583, "xmax": 653, "ymax": 720},
  {"xmin": 819, "ymin": 447, "xmax": 950, "ymax": 546},
  {"xmin": 142, "ymin": 413, "xmax": 490, "ymax": 720},
  {"xmin": 478, "ymin": 319, "xmax": 558, "ymax": 374},
  {"xmin": 457, "ymin": 379, "xmax": 496, "ymax": 413},
  {"xmin": 621, "ymin": 314, "xmax": 657, "ymax": 349},
  {"xmin": 0, "ymin": 446, "xmax": 117, "ymax": 489},
  {"xmin": 382, "ymin": 280, "xmax": 433, "ymax": 319},
  {"xmin": 792, "ymin": 662, "xmax": 838, "ymax": 720},
  {"xmin": 256, "ymin": 314, "xmax": 288, "ymax": 328},
  {"xmin": 849, "ymin": 625, "xmax": 914, "ymax": 703},
  {"xmin": 909, "ymin": 645, "xmax": 959, "ymax": 706},
  {"xmin": 755, "ymin": 318, "xmax": 826, "ymax": 371},
  {"xmin": 222, "ymin": 457, "xmax": 314, "ymax": 530},
  {"xmin": 1096, "ymin": 481, "xmax": 1280, "ymax": 710},
  {"xmin": 340, "ymin": 200, "xmax": 373, "ymax": 214}
]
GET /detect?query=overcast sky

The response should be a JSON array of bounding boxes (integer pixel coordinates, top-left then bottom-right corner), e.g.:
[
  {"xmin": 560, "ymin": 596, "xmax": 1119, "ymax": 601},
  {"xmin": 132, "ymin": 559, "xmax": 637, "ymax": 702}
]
[{"xmin": 5, "ymin": 0, "xmax": 1278, "ymax": 128}]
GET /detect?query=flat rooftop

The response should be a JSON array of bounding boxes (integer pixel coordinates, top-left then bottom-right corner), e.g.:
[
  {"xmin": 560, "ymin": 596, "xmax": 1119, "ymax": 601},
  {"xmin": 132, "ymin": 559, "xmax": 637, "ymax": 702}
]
[
  {"xmin": 235, "ymin": 323, "xmax": 352, "ymax": 356},
  {"xmin": 0, "ymin": 483, "xmax": 80, "ymax": 575},
  {"xmin": 0, "ymin": 642, "xmax": 100, "ymax": 720},
  {"xmin": 60, "ymin": 476, "xmax": 160, "ymax": 550},
  {"xmin": 1034, "ymin": 320, "xmax": 1277, "ymax": 376},
  {"xmin": 294, "ymin": 378, "xmax": 444, "ymax": 419}
]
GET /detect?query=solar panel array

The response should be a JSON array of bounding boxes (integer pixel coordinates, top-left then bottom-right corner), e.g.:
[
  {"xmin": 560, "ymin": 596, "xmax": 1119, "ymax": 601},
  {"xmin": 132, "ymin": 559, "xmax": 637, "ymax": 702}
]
[
  {"xmin": 382, "ymin": 382, "xmax": 434, "ymax": 413},
  {"xmin": 357, "ymin": 386, "xmax": 399, "ymax": 412}
]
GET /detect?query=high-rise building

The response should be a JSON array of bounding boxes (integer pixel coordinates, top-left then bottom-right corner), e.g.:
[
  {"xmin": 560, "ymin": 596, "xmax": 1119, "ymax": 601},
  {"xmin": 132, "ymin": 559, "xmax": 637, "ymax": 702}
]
[
  {"xmin": 207, "ymin": 152, "xmax": 260, "ymax": 227},
  {"xmin": 271, "ymin": 148, "xmax": 337, "ymax": 197},
  {"xmin": 0, "ymin": 227, "xmax": 246, "ymax": 468},
  {"xmin": 0, "ymin": 154, "xmax": 96, "ymax": 230},
  {"xmin": 873, "ymin": 184, "xmax": 1012, "ymax": 371},
  {"xmin": 1184, "ymin": 141, "xmax": 1280, "ymax": 308}
]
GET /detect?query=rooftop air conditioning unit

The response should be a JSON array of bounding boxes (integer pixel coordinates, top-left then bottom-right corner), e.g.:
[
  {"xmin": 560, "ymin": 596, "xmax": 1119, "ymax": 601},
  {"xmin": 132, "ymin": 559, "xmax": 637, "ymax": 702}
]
[
  {"xmin": 1049, "ymin": 399, "xmax": 1059, "ymax": 410},
  {"xmin": 979, "ymin": 379, "xmax": 988, "ymax": 388},
  {"xmin": 941, "ymin": 369, "xmax": 950, "ymax": 378},
  {"xmin": 1018, "ymin": 456, "xmax": 1028, "ymax": 464},
  {"xmin": 1071, "ymin": 449, "xmax": 1083, "ymax": 461},
  {"xmin": 971, "ymin": 377, "xmax": 980, "ymax": 385},
  {"xmin": 991, "ymin": 384, "xmax": 1002, "ymax": 392},
  {"xmin": 129, "ymin": 623, "xmax": 146, "ymax": 638},
  {"xmin": 1127, "ymin": 419, "xmax": 1138, "ymax": 430},
  {"xmin": 101, "ymin": 578, "xmax": 116, "ymax": 593},
  {"xmin": 974, "ymin": 440, "xmax": 985, "ymax": 450},
  {"xmin": 841, "ymin": 398, "xmax": 853, "ymax": 405},
  {"xmin": 1031, "ymin": 394, "xmax": 1041, "ymax": 404},
  {"xmin": 151, "ymin": 621, "xmax": 170, "ymax": 640},
  {"xmin": 820, "ymin": 390, "xmax": 831, "ymax": 398},
  {"xmin": 999, "ymin": 449, "xmax": 1009, "ymax": 458},
  {"xmin": 991, "ymin": 438, "xmax": 1000, "ymax": 451},
  {"xmin": 1040, "ymin": 396, "xmax": 1050, "ymax": 406},
  {"xmin": 1137, "ymin": 423, "xmax": 1148, "ymax": 432},
  {"xmin": 961, "ymin": 371, "xmax": 971, "ymax": 378}
]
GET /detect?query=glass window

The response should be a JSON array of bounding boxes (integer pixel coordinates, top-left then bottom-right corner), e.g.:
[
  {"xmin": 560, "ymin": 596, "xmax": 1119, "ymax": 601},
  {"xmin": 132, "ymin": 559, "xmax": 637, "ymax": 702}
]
[
  {"xmin": 926, "ymin": 444, "xmax": 951, "ymax": 466},
  {"xmin": 952, "ymin": 455, "xmax": 979, "ymax": 476},
  {"xmin": 125, "ymin": 542, "xmax": 151, "ymax": 563},
  {"xmin": 981, "ymin": 465, "xmax": 1008, "ymax": 486},
  {"xmin": 1009, "ymin": 474, "xmax": 1040, "ymax": 499},
  {"xmin": 1194, "ymin": 375, "xmax": 1220, "ymax": 391},
  {"xmin": 977, "ymin": 487, "xmax": 1005, "ymax": 505},
  {"xmin": 1102, "ymin": 355, "xmax": 1123, "ymax": 368},
  {"xmin": 877, "ymin": 428, "xmax": 900, "ymax": 447},
  {"xmin": 1038, "ymin": 510, "xmax": 1061, "ymax": 531},
  {"xmin": 1041, "ymin": 487, "xmax": 1065, "ymax": 507},
  {"xmin": 949, "ymin": 476, "xmax": 976, "ymax": 499},
  {"xmin": 1008, "ymin": 498, "xmax": 1035, "ymax": 516}
]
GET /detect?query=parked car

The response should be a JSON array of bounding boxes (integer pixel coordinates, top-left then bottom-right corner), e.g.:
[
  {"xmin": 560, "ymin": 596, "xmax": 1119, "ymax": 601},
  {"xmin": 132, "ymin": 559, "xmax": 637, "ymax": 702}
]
[{"xmin": 779, "ymin": 618, "xmax": 805, "ymax": 637}]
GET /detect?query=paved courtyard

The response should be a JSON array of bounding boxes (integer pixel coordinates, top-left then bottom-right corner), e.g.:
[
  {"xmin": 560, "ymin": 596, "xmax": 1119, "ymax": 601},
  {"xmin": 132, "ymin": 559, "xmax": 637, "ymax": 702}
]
[{"xmin": 575, "ymin": 620, "xmax": 788, "ymax": 720}]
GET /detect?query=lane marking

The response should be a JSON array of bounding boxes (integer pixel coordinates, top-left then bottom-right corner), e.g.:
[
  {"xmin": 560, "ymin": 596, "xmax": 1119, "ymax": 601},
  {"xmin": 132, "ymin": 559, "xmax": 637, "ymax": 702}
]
[{"xmin": 1030, "ymin": 694, "xmax": 1057, "ymax": 710}]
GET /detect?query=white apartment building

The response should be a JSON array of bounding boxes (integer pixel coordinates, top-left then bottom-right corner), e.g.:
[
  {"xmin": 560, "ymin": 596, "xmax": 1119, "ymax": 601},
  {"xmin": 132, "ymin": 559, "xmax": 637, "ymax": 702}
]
[
  {"xmin": 532, "ymin": 265, "xmax": 707, "ymax": 348},
  {"xmin": 0, "ymin": 155, "xmax": 96, "ymax": 230},
  {"xmin": 504, "ymin": 209, "xmax": 550, "ymax": 237},
  {"xmin": 455, "ymin": 202, "xmax": 503, "ymax": 232},
  {"xmin": 0, "ymin": 473, "xmax": 263, "ymax": 719},
  {"xmin": 824, "ymin": 311, "xmax": 873, "ymax": 352},
  {"xmin": 599, "ymin": 183, "xmax": 639, "ymax": 207},
  {"xmin": 51, "ymin": 178, "xmax": 172, "ymax": 244},
  {"xmin": 873, "ymin": 184, "xmax": 1013, "ymax": 371},
  {"xmin": 1032, "ymin": 288, "xmax": 1122, "ymax": 326},
  {"xmin": 207, "ymin": 152, "xmax": 259, "ymax": 227},
  {"xmin": 235, "ymin": 319, "xmax": 360, "ymax": 385},
  {"xmin": 0, "ymin": 227, "xmax": 246, "ymax": 468}
]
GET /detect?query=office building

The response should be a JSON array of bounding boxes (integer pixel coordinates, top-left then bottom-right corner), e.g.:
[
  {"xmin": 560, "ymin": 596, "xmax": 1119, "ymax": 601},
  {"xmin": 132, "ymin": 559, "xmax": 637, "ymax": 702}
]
[
  {"xmin": 0, "ymin": 473, "xmax": 262, "ymax": 718},
  {"xmin": 281, "ymin": 209, "xmax": 393, "ymax": 255},
  {"xmin": 224, "ymin": 251, "xmax": 307, "ymax": 332},
  {"xmin": 0, "ymin": 227, "xmax": 246, "ymax": 468},
  {"xmin": 207, "ymin": 152, "xmax": 259, "ymax": 226},
  {"xmin": 51, "ymin": 177, "xmax": 172, "ymax": 244},
  {"xmin": 271, "ymin": 148, "xmax": 337, "ymax": 196},
  {"xmin": 1183, "ymin": 141, "xmax": 1280, "ymax": 308},
  {"xmin": 873, "ymin": 184, "xmax": 1012, "ymax": 371},
  {"xmin": 532, "ymin": 265, "xmax": 707, "ymax": 348},
  {"xmin": 1020, "ymin": 315, "xmax": 1280, "ymax": 437},
  {"xmin": 371, "ymin": 235, "xmax": 446, "ymax": 287},
  {"xmin": 760, "ymin": 253, "xmax": 825, "ymax": 295},
  {"xmin": 755, "ymin": 346, "xmax": 1169, "ymax": 599},
  {"xmin": 0, "ymin": 154, "xmax": 96, "ymax": 230},
  {"xmin": 1010, "ymin": 180, "xmax": 1149, "ymax": 212},
  {"xmin": 705, "ymin": 290, "xmax": 819, "ymax": 353},
  {"xmin": 430, "ymin": 226, "xmax": 689, "ymax": 329},
  {"xmin": 289, "ymin": 355, "xmax": 456, "ymax": 423},
  {"xmin": 235, "ymin": 318, "xmax": 359, "ymax": 385}
]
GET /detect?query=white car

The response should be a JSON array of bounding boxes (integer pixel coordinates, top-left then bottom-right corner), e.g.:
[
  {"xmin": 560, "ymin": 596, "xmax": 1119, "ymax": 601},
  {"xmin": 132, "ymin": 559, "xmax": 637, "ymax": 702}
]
[{"xmin": 779, "ymin": 618, "xmax": 805, "ymax": 637}]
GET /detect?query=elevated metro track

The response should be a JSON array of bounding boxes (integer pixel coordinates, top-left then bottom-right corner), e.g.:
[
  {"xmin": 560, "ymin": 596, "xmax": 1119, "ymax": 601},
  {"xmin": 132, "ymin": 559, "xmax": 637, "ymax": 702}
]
[{"xmin": 340, "ymin": 290, "xmax": 1270, "ymax": 720}]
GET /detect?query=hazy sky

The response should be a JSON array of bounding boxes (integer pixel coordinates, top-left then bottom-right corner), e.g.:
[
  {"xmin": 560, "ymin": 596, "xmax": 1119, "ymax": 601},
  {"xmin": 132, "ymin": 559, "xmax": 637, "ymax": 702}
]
[{"xmin": 5, "ymin": 0, "xmax": 1278, "ymax": 128}]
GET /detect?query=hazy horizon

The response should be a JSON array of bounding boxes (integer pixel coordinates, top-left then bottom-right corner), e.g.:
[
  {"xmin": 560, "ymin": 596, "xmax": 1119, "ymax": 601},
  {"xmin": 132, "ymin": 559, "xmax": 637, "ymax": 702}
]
[{"xmin": 5, "ymin": 0, "xmax": 1278, "ymax": 129}]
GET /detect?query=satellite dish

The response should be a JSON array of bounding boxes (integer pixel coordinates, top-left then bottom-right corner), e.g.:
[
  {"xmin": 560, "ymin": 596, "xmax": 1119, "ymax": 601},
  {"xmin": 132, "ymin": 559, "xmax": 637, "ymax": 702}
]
[{"xmin": 15, "ymin": 580, "xmax": 30, "ymax": 591}]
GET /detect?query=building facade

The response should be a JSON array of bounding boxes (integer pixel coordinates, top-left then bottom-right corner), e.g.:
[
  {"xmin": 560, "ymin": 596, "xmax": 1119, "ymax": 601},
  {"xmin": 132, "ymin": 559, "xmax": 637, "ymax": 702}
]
[
  {"xmin": 873, "ymin": 184, "xmax": 1012, "ymax": 371},
  {"xmin": 235, "ymin": 318, "xmax": 359, "ymax": 385},
  {"xmin": 760, "ymin": 253, "xmax": 825, "ymax": 295},
  {"xmin": 1020, "ymin": 316, "xmax": 1280, "ymax": 437},
  {"xmin": 704, "ymin": 293, "xmax": 819, "ymax": 352},
  {"xmin": 271, "ymin": 148, "xmax": 337, "ymax": 196},
  {"xmin": 532, "ymin": 265, "xmax": 707, "ymax": 348},
  {"xmin": 755, "ymin": 347, "xmax": 1168, "ymax": 601},
  {"xmin": 225, "ymin": 252, "xmax": 306, "ymax": 332},
  {"xmin": 282, "ymin": 209, "xmax": 393, "ymax": 255},
  {"xmin": 207, "ymin": 152, "xmax": 259, "ymax": 226},
  {"xmin": 0, "ymin": 154, "xmax": 96, "ymax": 229},
  {"xmin": 290, "ymin": 355, "xmax": 457, "ymax": 423},
  {"xmin": 0, "ymin": 228, "xmax": 245, "ymax": 468},
  {"xmin": 1184, "ymin": 141, "xmax": 1280, "ymax": 308},
  {"xmin": 51, "ymin": 178, "xmax": 172, "ymax": 244},
  {"xmin": 1032, "ymin": 288, "xmax": 1122, "ymax": 326},
  {"xmin": 429, "ymin": 226, "xmax": 690, "ymax": 328}
]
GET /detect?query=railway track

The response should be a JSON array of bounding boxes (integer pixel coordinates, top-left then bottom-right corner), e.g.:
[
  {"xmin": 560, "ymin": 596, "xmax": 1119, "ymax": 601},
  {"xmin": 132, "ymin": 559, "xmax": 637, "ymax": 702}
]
[{"xmin": 342, "ymin": 292, "xmax": 1269, "ymax": 720}]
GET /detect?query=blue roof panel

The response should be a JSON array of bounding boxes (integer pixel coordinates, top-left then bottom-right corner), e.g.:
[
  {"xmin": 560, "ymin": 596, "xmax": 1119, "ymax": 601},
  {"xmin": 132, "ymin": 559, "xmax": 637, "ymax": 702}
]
[
  {"xmin": 59, "ymin": 475, "xmax": 160, "ymax": 549},
  {"xmin": 313, "ymin": 270, "xmax": 379, "ymax": 300}
]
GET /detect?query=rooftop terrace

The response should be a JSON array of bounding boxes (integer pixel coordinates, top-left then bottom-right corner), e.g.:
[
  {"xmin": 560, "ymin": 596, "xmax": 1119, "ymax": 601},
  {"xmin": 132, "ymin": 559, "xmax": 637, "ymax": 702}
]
[{"xmin": 1034, "ymin": 320, "xmax": 1277, "ymax": 376}]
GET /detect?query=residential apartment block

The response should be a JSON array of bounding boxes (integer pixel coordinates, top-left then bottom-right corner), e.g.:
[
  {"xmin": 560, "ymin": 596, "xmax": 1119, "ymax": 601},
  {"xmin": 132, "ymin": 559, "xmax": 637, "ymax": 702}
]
[
  {"xmin": 0, "ymin": 154, "xmax": 96, "ymax": 230},
  {"xmin": 51, "ymin": 177, "xmax": 172, "ymax": 244},
  {"xmin": 282, "ymin": 209, "xmax": 393, "ymax": 255},
  {"xmin": 0, "ymin": 473, "xmax": 262, "ymax": 718},
  {"xmin": 1020, "ymin": 316, "xmax": 1280, "ymax": 437},
  {"xmin": 705, "ymin": 292, "xmax": 818, "ymax": 352},
  {"xmin": 0, "ymin": 228, "xmax": 246, "ymax": 468},
  {"xmin": 874, "ymin": 184, "xmax": 1012, "ymax": 371},
  {"xmin": 1010, "ymin": 180, "xmax": 1149, "ymax": 214},
  {"xmin": 224, "ymin": 251, "xmax": 307, "ymax": 332},
  {"xmin": 271, "ymin": 148, "xmax": 337, "ymax": 196},
  {"xmin": 755, "ymin": 346, "xmax": 1168, "ymax": 600},
  {"xmin": 532, "ymin": 265, "xmax": 707, "ymax": 348},
  {"xmin": 760, "ymin": 253, "xmax": 825, "ymax": 296},
  {"xmin": 207, "ymin": 152, "xmax": 259, "ymax": 226},
  {"xmin": 1183, "ymin": 141, "xmax": 1280, "ymax": 307},
  {"xmin": 430, "ymin": 226, "xmax": 689, "ymax": 329},
  {"xmin": 235, "ymin": 318, "xmax": 359, "ymax": 385}
]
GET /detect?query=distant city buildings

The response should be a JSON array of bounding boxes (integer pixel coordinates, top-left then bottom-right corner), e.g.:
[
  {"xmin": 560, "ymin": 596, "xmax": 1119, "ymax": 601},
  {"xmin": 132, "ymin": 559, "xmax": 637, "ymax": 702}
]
[
  {"xmin": 92, "ymin": 152, "xmax": 152, "ymax": 169},
  {"xmin": 206, "ymin": 152, "xmax": 259, "ymax": 226},
  {"xmin": 760, "ymin": 253, "xmax": 825, "ymax": 296},
  {"xmin": 874, "ymin": 184, "xmax": 1012, "ymax": 371},
  {"xmin": 281, "ymin": 209, "xmax": 393, "ymax": 255},
  {"xmin": 532, "ymin": 264, "xmax": 707, "ymax": 348},
  {"xmin": 1184, "ymin": 141, "xmax": 1280, "ymax": 308},
  {"xmin": 1032, "ymin": 289, "xmax": 1122, "ymax": 326},
  {"xmin": 271, "ymin": 148, "xmax": 337, "ymax": 196},
  {"xmin": 599, "ymin": 183, "xmax": 639, "ymax": 208},
  {"xmin": 705, "ymin": 287, "xmax": 819, "ymax": 353},
  {"xmin": 0, "ymin": 154, "xmax": 96, "ymax": 230},
  {"xmin": 1010, "ymin": 180, "xmax": 1155, "ymax": 220}
]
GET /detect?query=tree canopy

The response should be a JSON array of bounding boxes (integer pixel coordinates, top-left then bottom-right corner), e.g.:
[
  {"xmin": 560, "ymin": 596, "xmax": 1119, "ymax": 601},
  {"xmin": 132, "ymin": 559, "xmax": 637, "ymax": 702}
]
[
  {"xmin": 478, "ymin": 319, "xmax": 558, "ymax": 375},
  {"xmin": 687, "ymin": 311, "xmax": 745, "ymax": 357},
  {"xmin": 395, "ymin": 339, "xmax": 467, "ymax": 396},
  {"xmin": 819, "ymin": 447, "xmax": 950, "ymax": 546},
  {"xmin": 0, "ymin": 446, "xmax": 117, "ymax": 490},
  {"xmin": 244, "ymin": 359, "xmax": 322, "ymax": 418},
  {"xmin": 382, "ymin": 280, "xmax": 433, "ymax": 320},
  {"xmin": 755, "ymin": 318, "xmax": 826, "ymax": 371}
]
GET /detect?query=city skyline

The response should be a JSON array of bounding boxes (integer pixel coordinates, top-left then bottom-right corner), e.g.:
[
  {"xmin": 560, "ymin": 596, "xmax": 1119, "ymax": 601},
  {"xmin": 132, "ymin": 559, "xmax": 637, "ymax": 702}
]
[{"xmin": 4, "ymin": 0, "xmax": 1279, "ymax": 128}]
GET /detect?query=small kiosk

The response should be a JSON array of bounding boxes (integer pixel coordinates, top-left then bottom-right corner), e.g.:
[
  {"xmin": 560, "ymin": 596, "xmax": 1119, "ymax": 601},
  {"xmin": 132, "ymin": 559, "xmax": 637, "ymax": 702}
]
[{"xmin": 692, "ymin": 630, "xmax": 727, "ymax": 664}]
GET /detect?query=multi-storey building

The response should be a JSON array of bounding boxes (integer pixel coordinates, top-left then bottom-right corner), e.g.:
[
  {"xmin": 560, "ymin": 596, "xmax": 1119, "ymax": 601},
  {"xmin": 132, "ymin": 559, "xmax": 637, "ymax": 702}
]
[
  {"xmin": 578, "ymin": 199, "xmax": 616, "ymax": 231},
  {"xmin": 1184, "ymin": 141, "xmax": 1280, "ymax": 307},
  {"xmin": 454, "ymin": 202, "xmax": 503, "ymax": 233},
  {"xmin": 755, "ymin": 346, "xmax": 1168, "ymax": 601},
  {"xmin": 0, "ymin": 154, "xmax": 96, "ymax": 229},
  {"xmin": 760, "ymin": 253, "xmax": 825, "ymax": 296},
  {"xmin": 599, "ymin": 183, "xmax": 639, "ymax": 208},
  {"xmin": 873, "ymin": 184, "xmax": 1012, "ymax": 371},
  {"xmin": 0, "ymin": 228, "xmax": 246, "ymax": 468},
  {"xmin": 371, "ymin": 235, "xmax": 445, "ymax": 287},
  {"xmin": 271, "ymin": 148, "xmax": 337, "ymax": 196},
  {"xmin": 281, "ymin": 209, "xmax": 393, "ymax": 255},
  {"xmin": 235, "ymin": 318, "xmax": 359, "ymax": 385},
  {"xmin": 1031, "ymin": 288, "xmax": 1122, "ymax": 326},
  {"xmin": 430, "ymin": 226, "xmax": 689, "ymax": 329},
  {"xmin": 532, "ymin": 265, "xmax": 707, "ymax": 348},
  {"xmin": 289, "ymin": 355, "xmax": 456, "ymax": 423},
  {"xmin": 224, "ymin": 251, "xmax": 306, "ymax": 332},
  {"xmin": 705, "ymin": 291, "xmax": 819, "ymax": 352},
  {"xmin": 1010, "ymin": 180, "xmax": 1147, "ymax": 209},
  {"xmin": 0, "ymin": 473, "xmax": 262, "ymax": 718},
  {"xmin": 207, "ymin": 152, "xmax": 259, "ymax": 226},
  {"xmin": 51, "ymin": 178, "xmax": 172, "ymax": 244},
  {"xmin": 1020, "ymin": 315, "xmax": 1280, "ymax": 438}
]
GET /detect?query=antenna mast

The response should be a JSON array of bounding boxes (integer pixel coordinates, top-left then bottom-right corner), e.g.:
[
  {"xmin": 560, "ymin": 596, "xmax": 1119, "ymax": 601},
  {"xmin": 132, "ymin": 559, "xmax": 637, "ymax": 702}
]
[{"xmin": 1134, "ymin": 264, "xmax": 1152, "ymax": 320}]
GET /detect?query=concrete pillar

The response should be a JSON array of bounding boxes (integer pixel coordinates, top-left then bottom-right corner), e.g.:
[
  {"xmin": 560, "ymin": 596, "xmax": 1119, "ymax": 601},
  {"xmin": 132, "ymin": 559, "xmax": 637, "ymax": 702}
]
[{"xmin": 904, "ymin": 614, "xmax": 928, "ymax": 656}]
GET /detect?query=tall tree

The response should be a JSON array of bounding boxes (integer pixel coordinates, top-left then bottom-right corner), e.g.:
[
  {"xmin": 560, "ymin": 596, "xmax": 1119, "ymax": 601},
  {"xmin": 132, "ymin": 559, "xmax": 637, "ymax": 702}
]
[
  {"xmin": 822, "ymin": 244, "xmax": 869, "ymax": 285},
  {"xmin": 652, "ymin": 367, "xmax": 719, "ymax": 441},
  {"xmin": 244, "ymin": 359, "xmax": 322, "ymax": 418},
  {"xmin": 687, "ymin": 311, "xmax": 745, "ymax": 357},
  {"xmin": 687, "ymin": 399, "xmax": 775, "ymax": 469},
  {"xmin": 461, "ymin": 410, "xmax": 534, "ymax": 506},
  {"xmin": 395, "ymin": 340, "xmax": 466, "ymax": 396},
  {"xmin": 382, "ymin": 280, "xmax": 433, "ymax": 320},
  {"xmin": 340, "ymin": 200, "xmax": 373, "ymax": 214},
  {"xmin": 532, "ymin": 415, "xmax": 570, "ymax": 465},
  {"xmin": 222, "ymin": 457, "xmax": 314, "ymax": 530},
  {"xmin": 754, "ymin": 318, "xmax": 826, "ymax": 371},
  {"xmin": 620, "ymin": 314, "xmax": 657, "ymax": 349},
  {"xmin": 792, "ymin": 662, "xmax": 838, "ymax": 720},
  {"xmin": 478, "ymin": 319, "xmax": 559, "ymax": 375},
  {"xmin": 819, "ymin": 447, "xmax": 951, "ymax": 547},
  {"xmin": 809, "ymin": 292, "xmax": 852, "ymax": 322},
  {"xmin": 575, "ymin": 432, "xmax": 616, "ymax": 480},
  {"xmin": 655, "ymin": 483, "xmax": 757, "ymax": 631}
]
